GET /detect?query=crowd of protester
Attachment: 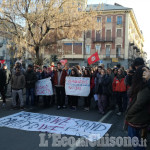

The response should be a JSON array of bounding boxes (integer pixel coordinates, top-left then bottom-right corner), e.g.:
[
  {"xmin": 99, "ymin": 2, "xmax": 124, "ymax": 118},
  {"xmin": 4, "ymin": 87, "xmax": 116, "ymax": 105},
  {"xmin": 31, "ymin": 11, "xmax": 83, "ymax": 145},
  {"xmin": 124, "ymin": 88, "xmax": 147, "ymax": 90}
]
[{"xmin": 0, "ymin": 57, "xmax": 150, "ymax": 150}]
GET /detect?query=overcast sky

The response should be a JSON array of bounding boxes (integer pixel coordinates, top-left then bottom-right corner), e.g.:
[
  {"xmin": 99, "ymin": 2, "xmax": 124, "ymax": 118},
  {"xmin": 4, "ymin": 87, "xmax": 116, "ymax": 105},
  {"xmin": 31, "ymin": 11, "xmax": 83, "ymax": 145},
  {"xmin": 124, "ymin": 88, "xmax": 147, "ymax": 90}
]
[{"xmin": 87, "ymin": 0, "xmax": 150, "ymax": 60}]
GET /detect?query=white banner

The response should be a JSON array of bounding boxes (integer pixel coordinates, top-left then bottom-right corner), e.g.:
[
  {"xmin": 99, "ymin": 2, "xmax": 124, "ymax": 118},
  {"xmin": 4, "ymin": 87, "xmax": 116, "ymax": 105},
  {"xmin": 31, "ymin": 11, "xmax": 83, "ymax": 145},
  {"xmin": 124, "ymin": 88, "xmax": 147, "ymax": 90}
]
[
  {"xmin": 65, "ymin": 77, "xmax": 90, "ymax": 97},
  {"xmin": 0, "ymin": 112, "xmax": 111, "ymax": 141},
  {"xmin": 35, "ymin": 78, "xmax": 53, "ymax": 96}
]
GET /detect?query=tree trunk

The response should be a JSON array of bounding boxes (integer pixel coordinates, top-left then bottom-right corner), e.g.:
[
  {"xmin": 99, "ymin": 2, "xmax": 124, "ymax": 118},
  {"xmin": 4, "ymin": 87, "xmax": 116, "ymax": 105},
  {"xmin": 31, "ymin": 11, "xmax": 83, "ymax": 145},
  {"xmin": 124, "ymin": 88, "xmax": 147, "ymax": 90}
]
[
  {"xmin": 35, "ymin": 45, "xmax": 40, "ymax": 60},
  {"xmin": 34, "ymin": 45, "xmax": 42, "ymax": 65}
]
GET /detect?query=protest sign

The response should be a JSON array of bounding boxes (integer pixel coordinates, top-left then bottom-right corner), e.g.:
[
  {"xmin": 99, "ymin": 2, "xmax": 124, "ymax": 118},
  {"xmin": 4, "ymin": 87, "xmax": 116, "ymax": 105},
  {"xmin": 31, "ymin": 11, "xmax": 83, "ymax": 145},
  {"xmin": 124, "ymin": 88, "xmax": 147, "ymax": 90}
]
[
  {"xmin": 65, "ymin": 77, "xmax": 90, "ymax": 97},
  {"xmin": 60, "ymin": 59, "xmax": 68, "ymax": 66},
  {"xmin": 0, "ymin": 111, "xmax": 112, "ymax": 141},
  {"xmin": 35, "ymin": 78, "xmax": 53, "ymax": 96}
]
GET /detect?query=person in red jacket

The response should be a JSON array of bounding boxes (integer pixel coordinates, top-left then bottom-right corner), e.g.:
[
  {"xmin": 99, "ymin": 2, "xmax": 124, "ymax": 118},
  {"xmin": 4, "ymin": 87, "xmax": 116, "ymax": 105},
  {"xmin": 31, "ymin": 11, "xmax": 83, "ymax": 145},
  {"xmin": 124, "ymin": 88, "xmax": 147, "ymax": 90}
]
[
  {"xmin": 112, "ymin": 68, "xmax": 127, "ymax": 115},
  {"xmin": 53, "ymin": 62, "xmax": 67, "ymax": 110}
]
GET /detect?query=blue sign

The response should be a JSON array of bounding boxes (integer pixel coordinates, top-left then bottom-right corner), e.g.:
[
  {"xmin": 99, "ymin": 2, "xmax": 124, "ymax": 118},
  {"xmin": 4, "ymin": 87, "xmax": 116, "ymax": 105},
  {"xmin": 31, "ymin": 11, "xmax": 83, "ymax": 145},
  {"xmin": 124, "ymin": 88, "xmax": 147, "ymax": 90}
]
[{"xmin": 100, "ymin": 60, "xmax": 103, "ymax": 64}]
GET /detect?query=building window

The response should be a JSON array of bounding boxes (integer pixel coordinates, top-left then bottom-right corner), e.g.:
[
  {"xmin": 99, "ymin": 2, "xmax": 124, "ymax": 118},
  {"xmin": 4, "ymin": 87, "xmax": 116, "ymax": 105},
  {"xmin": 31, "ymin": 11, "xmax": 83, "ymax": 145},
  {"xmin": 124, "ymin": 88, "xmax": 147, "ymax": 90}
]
[
  {"xmin": 106, "ymin": 30, "xmax": 111, "ymax": 41},
  {"xmin": 86, "ymin": 30, "xmax": 91, "ymax": 38},
  {"xmin": 106, "ymin": 45, "xmax": 110, "ymax": 57},
  {"xmin": 97, "ymin": 17, "xmax": 101, "ymax": 23},
  {"xmin": 96, "ymin": 30, "xmax": 101, "ymax": 41},
  {"xmin": 117, "ymin": 29, "xmax": 122, "ymax": 37},
  {"xmin": 95, "ymin": 45, "xmax": 101, "ymax": 54},
  {"xmin": 117, "ymin": 16, "xmax": 122, "ymax": 25},
  {"xmin": 86, "ymin": 45, "xmax": 91, "ymax": 54},
  {"xmin": 107, "ymin": 17, "xmax": 111, "ymax": 23},
  {"xmin": 116, "ymin": 45, "xmax": 121, "ymax": 57}
]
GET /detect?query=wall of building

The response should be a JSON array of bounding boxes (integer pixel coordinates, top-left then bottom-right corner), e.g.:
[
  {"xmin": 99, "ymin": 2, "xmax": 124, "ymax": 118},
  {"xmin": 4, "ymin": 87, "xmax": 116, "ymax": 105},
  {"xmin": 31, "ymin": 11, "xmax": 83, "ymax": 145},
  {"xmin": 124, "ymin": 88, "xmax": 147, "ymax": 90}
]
[
  {"xmin": 51, "ymin": 6, "xmax": 145, "ymax": 69},
  {"xmin": 85, "ymin": 13, "xmax": 126, "ymax": 56}
]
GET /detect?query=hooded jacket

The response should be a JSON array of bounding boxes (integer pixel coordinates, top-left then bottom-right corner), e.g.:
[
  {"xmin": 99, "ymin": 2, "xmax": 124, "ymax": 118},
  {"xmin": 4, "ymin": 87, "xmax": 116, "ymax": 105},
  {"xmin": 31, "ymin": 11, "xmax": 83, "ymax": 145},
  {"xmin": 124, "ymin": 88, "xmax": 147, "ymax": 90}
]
[
  {"xmin": 0, "ymin": 69, "xmax": 6, "ymax": 88},
  {"xmin": 11, "ymin": 73, "xmax": 25, "ymax": 90},
  {"xmin": 125, "ymin": 86, "xmax": 150, "ymax": 125},
  {"xmin": 25, "ymin": 70, "xmax": 37, "ymax": 89},
  {"xmin": 53, "ymin": 69, "xmax": 67, "ymax": 87},
  {"xmin": 112, "ymin": 76, "xmax": 127, "ymax": 92}
]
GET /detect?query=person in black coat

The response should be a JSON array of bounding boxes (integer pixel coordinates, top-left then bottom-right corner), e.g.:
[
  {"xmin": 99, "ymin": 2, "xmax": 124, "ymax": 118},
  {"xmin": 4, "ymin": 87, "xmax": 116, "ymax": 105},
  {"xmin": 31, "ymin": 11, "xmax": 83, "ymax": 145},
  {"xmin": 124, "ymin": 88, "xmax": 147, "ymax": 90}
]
[
  {"xmin": 125, "ymin": 58, "xmax": 144, "ymax": 87},
  {"xmin": 0, "ymin": 63, "xmax": 6, "ymax": 107},
  {"xmin": 97, "ymin": 69, "xmax": 111, "ymax": 114},
  {"xmin": 2, "ymin": 64, "xmax": 11, "ymax": 95},
  {"xmin": 25, "ymin": 64, "xmax": 37, "ymax": 107},
  {"xmin": 34, "ymin": 67, "xmax": 42, "ymax": 105}
]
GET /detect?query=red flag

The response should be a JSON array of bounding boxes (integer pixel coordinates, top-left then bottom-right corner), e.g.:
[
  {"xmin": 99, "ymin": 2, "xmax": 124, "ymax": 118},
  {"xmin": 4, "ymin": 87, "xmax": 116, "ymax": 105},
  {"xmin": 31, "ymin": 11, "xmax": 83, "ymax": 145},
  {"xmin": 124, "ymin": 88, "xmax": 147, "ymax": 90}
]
[
  {"xmin": 88, "ymin": 52, "xmax": 100, "ymax": 65},
  {"xmin": 0, "ymin": 60, "xmax": 5, "ymax": 64}
]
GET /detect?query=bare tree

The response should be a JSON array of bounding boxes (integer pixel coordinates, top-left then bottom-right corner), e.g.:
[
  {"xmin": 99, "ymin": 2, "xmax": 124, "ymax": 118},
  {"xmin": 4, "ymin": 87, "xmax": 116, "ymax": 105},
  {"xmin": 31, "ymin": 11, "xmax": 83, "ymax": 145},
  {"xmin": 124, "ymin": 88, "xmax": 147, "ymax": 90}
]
[{"xmin": 0, "ymin": 0, "xmax": 100, "ymax": 64}]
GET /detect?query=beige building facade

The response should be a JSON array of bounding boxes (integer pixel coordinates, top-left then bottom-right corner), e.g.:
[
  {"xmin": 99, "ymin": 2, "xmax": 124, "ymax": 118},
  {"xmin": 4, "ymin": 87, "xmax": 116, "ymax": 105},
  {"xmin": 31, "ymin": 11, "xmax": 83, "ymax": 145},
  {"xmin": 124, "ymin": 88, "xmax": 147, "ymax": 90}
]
[{"xmin": 58, "ymin": 3, "xmax": 145, "ymax": 69}]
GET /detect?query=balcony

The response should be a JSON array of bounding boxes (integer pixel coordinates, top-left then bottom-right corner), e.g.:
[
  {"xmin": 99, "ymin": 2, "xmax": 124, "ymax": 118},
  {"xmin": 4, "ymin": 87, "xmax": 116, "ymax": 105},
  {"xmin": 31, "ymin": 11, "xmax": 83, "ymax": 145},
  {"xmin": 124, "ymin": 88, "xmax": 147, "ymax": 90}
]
[
  {"xmin": 62, "ymin": 54, "xmax": 84, "ymax": 59},
  {"xmin": 93, "ymin": 38, "xmax": 115, "ymax": 43},
  {"xmin": 99, "ymin": 54, "xmax": 124, "ymax": 59}
]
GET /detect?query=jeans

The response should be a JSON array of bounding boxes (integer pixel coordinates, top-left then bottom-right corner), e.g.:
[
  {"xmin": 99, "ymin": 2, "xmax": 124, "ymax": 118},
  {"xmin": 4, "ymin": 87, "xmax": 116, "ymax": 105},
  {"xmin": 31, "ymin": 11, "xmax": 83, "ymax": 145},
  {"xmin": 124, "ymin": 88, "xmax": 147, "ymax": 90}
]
[
  {"xmin": 71, "ymin": 96, "xmax": 78, "ymax": 107},
  {"xmin": 55, "ymin": 87, "xmax": 65, "ymax": 107},
  {"xmin": 0, "ymin": 87, "xmax": 6, "ymax": 103},
  {"xmin": 128, "ymin": 125, "xmax": 146, "ymax": 150},
  {"xmin": 43, "ymin": 96, "xmax": 51, "ymax": 107},
  {"xmin": 84, "ymin": 90, "xmax": 93, "ymax": 108},
  {"xmin": 26, "ymin": 88, "xmax": 35, "ymax": 106},
  {"xmin": 109, "ymin": 92, "xmax": 117, "ymax": 109},
  {"xmin": 12, "ymin": 90, "xmax": 24, "ymax": 107},
  {"xmin": 4, "ymin": 84, "xmax": 8, "ymax": 95},
  {"xmin": 98, "ymin": 94, "xmax": 108, "ymax": 113},
  {"xmin": 116, "ymin": 92, "xmax": 128, "ymax": 112}
]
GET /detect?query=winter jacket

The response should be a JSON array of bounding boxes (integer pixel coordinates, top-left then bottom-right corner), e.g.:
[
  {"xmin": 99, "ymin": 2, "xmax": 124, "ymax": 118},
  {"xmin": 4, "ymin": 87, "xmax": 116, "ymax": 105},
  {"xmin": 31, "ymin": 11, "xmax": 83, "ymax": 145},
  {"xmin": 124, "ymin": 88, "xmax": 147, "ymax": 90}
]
[
  {"xmin": 35, "ymin": 72, "xmax": 42, "ymax": 80},
  {"xmin": 108, "ymin": 73, "xmax": 115, "ymax": 83},
  {"xmin": 53, "ymin": 69, "xmax": 67, "ymax": 87},
  {"xmin": 99, "ymin": 75, "xmax": 111, "ymax": 95},
  {"xmin": 41, "ymin": 71, "xmax": 51, "ymax": 79},
  {"xmin": 95, "ymin": 74, "xmax": 111, "ymax": 95},
  {"xmin": 83, "ymin": 74, "xmax": 95, "ymax": 90},
  {"xmin": 0, "ymin": 69, "xmax": 6, "ymax": 88},
  {"xmin": 3, "ymin": 69, "xmax": 11, "ymax": 84},
  {"xmin": 112, "ymin": 77, "xmax": 127, "ymax": 92},
  {"xmin": 95, "ymin": 72, "xmax": 101, "ymax": 94},
  {"xmin": 11, "ymin": 73, "xmax": 25, "ymax": 90},
  {"xmin": 90, "ymin": 76, "xmax": 95, "ymax": 90},
  {"xmin": 25, "ymin": 70, "xmax": 37, "ymax": 89},
  {"xmin": 125, "ymin": 75, "xmax": 133, "ymax": 87},
  {"xmin": 125, "ymin": 86, "xmax": 150, "ymax": 125}
]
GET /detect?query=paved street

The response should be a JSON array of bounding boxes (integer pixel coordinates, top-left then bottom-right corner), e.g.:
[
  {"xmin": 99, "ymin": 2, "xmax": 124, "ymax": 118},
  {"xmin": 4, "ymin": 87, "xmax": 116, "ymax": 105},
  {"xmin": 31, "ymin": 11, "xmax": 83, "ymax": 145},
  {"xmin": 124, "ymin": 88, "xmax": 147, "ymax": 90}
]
[{"xmin": 0, "ymin": 97, "xmax": 149, "ymax": 150}]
